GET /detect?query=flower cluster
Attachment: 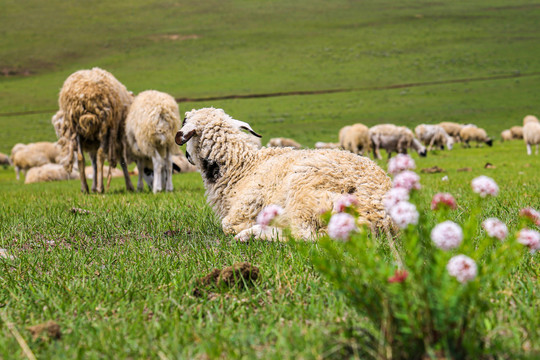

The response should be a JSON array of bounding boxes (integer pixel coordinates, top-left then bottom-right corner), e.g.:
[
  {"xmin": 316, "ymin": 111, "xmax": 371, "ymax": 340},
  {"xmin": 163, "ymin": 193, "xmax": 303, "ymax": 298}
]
[
  {"xmin": 393, "ymin": 171, "xmax": 421, "ymax": 191},
  {"xmin": 447, "ymin": 255, "xmax": 477, "ymax": 284},
  {"xmin": 430, "ymin": 193, "xmax": 457, "ymax": 211},
  {"xmin": 389, "ymin": 201, "xmax": 419, "ymax": 229},
  {"xmin": 519, "ymin": 207, "xmax": 540, "ymax": 226},
  {"xmin": 256, "ymin": 205, "xmax": 284, "ymax": 227},
  {"xmin": 333, "ymin": 194, "xmax": 359, "ymax": 213},
  {"xmin": 328, "ymin": 212, "xmax": 357, "ymax": 241},
  {"xmin": 387, "ymin": 154, "xmax": 416, "ymax": 175},
  {"xmin": 471, "ymin": 176, "xmax": 499, "ymax": 197},
  {"xmin": 383, "ymin": 188, "xmax": 409, "ymax": 212},
  {"xmin": 482, "ymin": 218, "xmax": 508, "ymax": 241},
  {"xmin": 517, "ymin": 229, "xmax": 540, "ymax": 253},
  {"xmin": 431, "ymin": 221, "xmax": 463, "ymax": 250}
]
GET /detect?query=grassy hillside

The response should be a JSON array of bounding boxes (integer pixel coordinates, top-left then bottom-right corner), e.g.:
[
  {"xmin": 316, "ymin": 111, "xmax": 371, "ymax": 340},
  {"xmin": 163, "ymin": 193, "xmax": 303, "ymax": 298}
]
[{"xmin": 1, "ymin": 0, "xmax": 539, "ymax": 358}]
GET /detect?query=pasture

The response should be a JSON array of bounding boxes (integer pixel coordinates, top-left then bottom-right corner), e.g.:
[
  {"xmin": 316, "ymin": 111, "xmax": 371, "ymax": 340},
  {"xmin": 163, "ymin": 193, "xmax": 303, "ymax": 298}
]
[{"xmin": 1, "ymin": 0, "xmax": 539, "ymax": 358}]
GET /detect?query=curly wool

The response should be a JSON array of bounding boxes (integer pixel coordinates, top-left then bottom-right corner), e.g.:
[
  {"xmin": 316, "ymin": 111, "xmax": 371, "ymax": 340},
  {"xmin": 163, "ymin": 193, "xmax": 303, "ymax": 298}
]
[{"xmin": 180, "ymin": 108, "xmax": 394, "ymax": 239}]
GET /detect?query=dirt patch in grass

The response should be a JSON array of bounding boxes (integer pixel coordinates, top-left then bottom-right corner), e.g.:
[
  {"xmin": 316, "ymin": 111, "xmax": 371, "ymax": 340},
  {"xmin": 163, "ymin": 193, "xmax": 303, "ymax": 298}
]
[
  {"xmin": 193, "ymin": 262, "xmax": 260, "ymax": 297},
  {"xmin": 27, "ymin": 321, "xmax": 62, "ymax": 341},
  {"xmin": 1, "ymin": 68, "xmax": 33, "ymax": 77}
]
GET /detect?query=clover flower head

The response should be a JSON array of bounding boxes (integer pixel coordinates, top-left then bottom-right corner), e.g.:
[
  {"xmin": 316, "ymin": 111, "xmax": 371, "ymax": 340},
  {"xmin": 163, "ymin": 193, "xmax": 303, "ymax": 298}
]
[
  {"xmin": 482, "ymin": 218, "xmax": 508, "ymax": 241},
  {"xmin": 519, "ymin": 207, "xmax": 540, "ymax": 226},
  {"xmin": 256, "ymin": 205, "xmax": 284, "ymax": 227},
  {"xmin": 333, "ymin": 194, "xmax": 360, "ymax": 213},
  {"xmin": 389, "ymin": 201, "xmax": 419, "ymax": 229},
  {"xmin": 328, "ymin": 213, "xmax": 357, "ymax": 241},
  {"xmin": 388, "ymin": 154, "xmax": 416, "ymax": 175},
  {"xmin": 383, "ymin": 188, "xmax": 410, "ymax": 212},
  {"xmin": 431, "ymin": 192, "xmax": 457, "ymax": 211},
  {"xmin": 431, "ymin": 220, "xmax": 463, "ymax": 250},
  {"xmin": 447, "ymin": 255, "xmax": 477, "ymax": 283},
  {"xmin": 517, "ymin": 228, "xmax": 540, "ymax": 253},
  {"xmin": 471, "ymin": 176, "xmax": 499, "ymax": 197},
  {"xmin": 393, "ymin": 171, "xmax": 421, "ymax": 192}
]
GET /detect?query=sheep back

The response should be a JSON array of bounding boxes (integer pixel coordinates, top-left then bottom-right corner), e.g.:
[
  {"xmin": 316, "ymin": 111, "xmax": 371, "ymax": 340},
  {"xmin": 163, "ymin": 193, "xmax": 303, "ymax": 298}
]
[
  {"xmin": 523, "ymin": 122, "xmax": 540, "ymax": 145},
  {"xmin": 24, "ymin": 163, "xmax": 79, "ymax": 184}
]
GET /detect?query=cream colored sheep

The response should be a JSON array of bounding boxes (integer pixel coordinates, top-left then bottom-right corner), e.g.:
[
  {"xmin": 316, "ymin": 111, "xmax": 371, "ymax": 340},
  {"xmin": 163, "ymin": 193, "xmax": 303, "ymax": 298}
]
[
  {"xmin": 523, "ymin": 121, "xmax": 540, "ymax": 155},
  {"xmin": 339, "ymin": 123, "xmax": 371, "ymax": 155},
  {"xmin": 266, "ymin": 137, "xmax": 302, "ymax": 149},
  {"xmin": 314, "ymin": 141, "xmax": 340, "ymax": 149},
  {"xmin": 500, "ymin": 129, "xmax": 513, "ymax": 142},
  {"xmin": 85, "ymin": 165, "xmax": 124, "ymax": 179},
  {"xmin": 523, "ymin": 115, "xmax": 539, "ymax": 125},
  {"xmin": 439, "ymin": 121, "xmax": 464, "ymax": 142},
  {"xmin": 172, "ymin": 153, "xmax": 197, "ymax": 173},
  {"xmin": 175, "ymin": 108, "xmax": 393, "ymax": 241},
  {"xmin": 58, "ymin": 67, "xmax": 134, "ymax": 193},
  {"xmin": 415, "ymin": 124, "xmax": 454, "ymax": 151},
  {"xmin": 459, "ymin": 126, "xmax": 493, "ymax": 148},
  {"xmin": 510, "ymin": 126, "xmax": 523, "ymax": 139},
  {"xmin": 0, "ymin": 152, "xmax": 9, "ymax": 167},
  {"xmin": 25, "ymin": 163, "xmax": 79, "ymax": 184},
  {"xmin": 369, "ymin": 124, "xmax": 427, "ymax": 159},
  {"xmin": 125, "ymin": 90, "xmax": 181, "ymax": 192},
  {"xmin": 10, "ymin": 142, "xmax": 61, "ymax": 180}
]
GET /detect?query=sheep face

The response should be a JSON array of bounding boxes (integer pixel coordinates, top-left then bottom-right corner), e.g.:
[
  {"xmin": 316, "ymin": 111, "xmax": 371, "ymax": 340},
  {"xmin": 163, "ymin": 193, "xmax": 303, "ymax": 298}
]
[{"xmin": 446, "ymin": 136, "xmax": 454, "ymax": 150}]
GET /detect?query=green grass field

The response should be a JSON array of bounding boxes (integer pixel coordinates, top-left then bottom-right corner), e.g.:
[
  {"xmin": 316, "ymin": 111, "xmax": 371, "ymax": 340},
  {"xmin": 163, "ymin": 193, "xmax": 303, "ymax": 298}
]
[{"xmin": 1, "ymin": 0, "xmax": 539, "ymax": 358}]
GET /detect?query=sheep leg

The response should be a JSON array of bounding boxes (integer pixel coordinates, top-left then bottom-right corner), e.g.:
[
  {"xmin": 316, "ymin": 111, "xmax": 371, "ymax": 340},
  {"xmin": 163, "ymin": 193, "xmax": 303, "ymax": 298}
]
[
  {"xmin": 373, "ymin": 144, "xmax": 382, "ymax": 160},
  {"xmin": 15, "ymin": 166, "xmax": 20, "ymax": 181},
  {"xmin": 136, "ymin": 159, "xmax": 145, "ymax": 191},
  {"xmin": 95, "ymin": 146, "xmax": 106, "ymax": 193},
  {"xmin": 526, "ymin": 143, "xmax": 532, "ymax": 155},
  {"xmin": 152, "ymin": 151, "xmax": 163, "ymax": 193},
  {"xmin": 165, "ymin": 151, "xmax": 173, "ymax": 192},
  {"xmin": 234, "ymin": 225, "xmax": 284, "ymax": 242},
  {"xmin": 90, "ymin": 152, "xmax": 98, "ymax": 193},
  {"xmin": 76, "ymin": 136, "xmax": 89, "ymax": 194}
]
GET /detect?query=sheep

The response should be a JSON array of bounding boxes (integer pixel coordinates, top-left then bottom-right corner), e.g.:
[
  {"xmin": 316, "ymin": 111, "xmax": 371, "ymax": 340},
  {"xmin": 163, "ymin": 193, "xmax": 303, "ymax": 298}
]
[
  {"xmin": 459, "ymin": 126, "xmax": 493, "ymax": 148},
  {"xmin": 10, "ymin": 142, "xmax": 61, "ymax": 180},
  {"xmin": 172, "ymin": 153, "xmax": 197, "ymax": 173},
  {"xmin": 369, "ymin": 124, "xmax": 427, "ymax": 159},
  {"xmin": 85, "ymin": 165, "xmax": 124, "ymax": 179},
  {"xmin": 523, "ymin": 115, "xmax": 539, "ymax": 125},
  {"xmin": 175, "ymin": 107, "xmax": 394, "ymax": 241},
  {"xmin": 439, "ymin": 121, "xmax": 464, "ymax": 142},
  {"xmin": 414, "ymin": 124, "xmax": 454, "ymax": 151},
  {"xmin": 523, "ymin": 120, "xmax": 540, "ymax": 155},
  {"xmin": 57, "ymin": 67, "xmax": 135, "ymax": 193},
  {"xmin": 25, "ymin": 163, "xmax": 79, "ymax": 184},
  {"xmin": 339, "ymin": 123, "xmax": 371, "ymax": 155},
  {"xmin": 510, "ymin": 126, "xmax": 523, "ymax": 139},
  {"xmin": 266, "ymin": 137, "xmax": 302, "ymax": 149},
  {"xmin": 125, "ymin": 90, "xmax": 181, "ymax": 192},
  {"xmin": 501, "ymin": 129, "xmax": 513, "ymax": 142},
  {"xmin": 0, "ymin": 152, "xmax": 10, "ymax": 167},
  {"xmin": 314, "ymin": 141, "xmax": 340, "ymax": 149}
]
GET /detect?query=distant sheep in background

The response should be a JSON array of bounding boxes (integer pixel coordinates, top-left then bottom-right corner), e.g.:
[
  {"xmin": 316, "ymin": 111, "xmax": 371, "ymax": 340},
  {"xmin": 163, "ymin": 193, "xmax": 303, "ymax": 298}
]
[
  {"xmin": 439, "ymin": 121, "xmax": 464, "ymax": 142},
  {"xmin": 500, "ymin": 129, "xmax": 513, "ymax": 142},
  {"xmin": 0, "ymin": 153, "xmax": 10, "ymax": 167},
  {"xmin": 57, "ymin": 67, "xmax": 134, "ymax": 193},
  {"xmin": 266, "ymin": 137, "xmax": 302, "ymax": 149},
  {"xmin": 339, "ymin": 123, "xmax": 371, "ymax": 155},
  {"xmin": 175, "ymin": 107, "xmax": 394, "ymax": 241},
  {"xmin": 314, "ymin": 141, "xmax": 340, "ymax": 149},
  {"xmin": 459, "ymin": 126, "xmax": 493, "ymax": 147},
  {"xmin": 510, "ymin": 126, "xmax": 523, "ymax": 139},
  {"xmin": 125, "ymin": 90, "xmax": 181, "ymax": 192},
  {"xmin": 172, "ymin": 152, "xmax": 197, "ymax": 174},
  {"xmin": 415, "ymin": 124, "xmax": 454, "ymax": 151},
  {"xmin": 523, "ymin": 115, "xmax": 539, "ymax": 125},
  {"xmin": 369, "ymin": 124, "xmax": 427, "ymax": 159},
  {"xmin": 10, "ymin": 142, "xmax": 61, "ymax": 180},
  {"xmin": 25, "ymin": 163, "xmax": 79, "ymax": 184},
  {"xmin": 523, "ymin": 116, "xmax": 540, "ymax": 155}
]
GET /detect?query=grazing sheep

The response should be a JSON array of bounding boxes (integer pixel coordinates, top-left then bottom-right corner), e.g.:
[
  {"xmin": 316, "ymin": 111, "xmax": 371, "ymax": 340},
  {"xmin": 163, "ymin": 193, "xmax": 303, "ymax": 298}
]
[
  {"xmin": 523, "ymin": 121, "xmax": 540, "ymax": 155},
  {"xmin": 57, "ymin": 67, "xmax": 134, "ymax": 193},
  {"xmin": 266, "ymin": 137, "xmax": 302, "ymax": 149},
  {"xmin": 510, "ymin": 126, "xmax": 523, "ymax": 139},
  {"xmin": 10, "ymin": 142, "xmax": 61, "ymax": 180},
  {"xmin": 523, "ymin": 115, "xmax": 539, "ymax": 125},
  {"xmin": 500, "ymin": 129, "xmax": 513, "ymax": 142},
  {"xmin": 175, "ymin": 108, "xmax": 394, "ymax": 241},
  {"xmin": 314, "ymin": 141, "xmax": 340, "ymax": 149},
  {"xmin": 459, "ymin": 126, "xmax": 493, "ymax": 148},
  {"xmin": 439, "ymin": 121, "xmax": 464, "ymax": 142},
  {"xmin": 339, "ymin": 123, "xmax": 371, "ymax": 155},
  {"xmin": 0, "ymin": 152, "xmax": 10, "ymax": 167},
  {"xmin": 414, "ymin": 124, "xmax": 454, "ymax": 151},
  {"xmin": 369, "ymin": 124, "xmax": 427, "ymax": 159},
  {"xmin": 25, "ymin": 163, "xmax": 79, "ymax": 184},
  {"xmin": 125, "ymin": 90, "xmax": 181, "ymax": 192}
]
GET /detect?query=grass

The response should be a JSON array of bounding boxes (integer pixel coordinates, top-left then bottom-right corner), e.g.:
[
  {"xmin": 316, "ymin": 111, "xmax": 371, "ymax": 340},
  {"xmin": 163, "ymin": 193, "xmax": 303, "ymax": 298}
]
[{"xmin": 1, "ymin": 0, "xmax": 539, "ymax": 358}]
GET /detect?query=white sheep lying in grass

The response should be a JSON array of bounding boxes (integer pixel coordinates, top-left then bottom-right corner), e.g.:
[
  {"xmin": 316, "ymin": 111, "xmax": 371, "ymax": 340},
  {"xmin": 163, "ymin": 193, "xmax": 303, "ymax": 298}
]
[
  {"xmin": 369, "ymin": 124, "xmax": 427, "ymax": 159},
  {"xmin": 175, "ymin": 107, "xmax": 394, "ymax": 241},
  {"xmin": 459, "ymin": 125, "xmax": 493, "ymax": 147},
  {"xmin": 266, "ymin": 137, "xmax": 302, "ymax": 149},
  {"xmin": 523, "ymin": 115, "xmax": 540, "ymax": 155},
  {"xmin": 339, "ymin": 123, "xmax": 371, "ymax": 155},
  {"xmin": 414, "ymin": 124, "xmax": 454, "ymax": 151},
  {"xmin": 125, "ymin": 90, "xmax": 181, "ymax": 192},
  {"xmin": 10, "ymin": 142, "xmax": 61, "ymax": 180},
  {"xmin": 314, "ymin": 141, "xmax": 340, "ymax": 149},
  {"xmin": 25, "ymin": 163, "xmax": 79, "ymax": 184}
]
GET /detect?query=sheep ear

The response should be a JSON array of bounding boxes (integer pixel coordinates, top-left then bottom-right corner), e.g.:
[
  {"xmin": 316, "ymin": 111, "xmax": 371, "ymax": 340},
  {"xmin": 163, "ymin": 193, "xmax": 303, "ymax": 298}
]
[
  {"xmin": 231, "ymin": 119, "xmax": 262, "ymax": 138},
  {"xmin": 175, "ymin": 130, "xmax": 196, "ymax": 146}
]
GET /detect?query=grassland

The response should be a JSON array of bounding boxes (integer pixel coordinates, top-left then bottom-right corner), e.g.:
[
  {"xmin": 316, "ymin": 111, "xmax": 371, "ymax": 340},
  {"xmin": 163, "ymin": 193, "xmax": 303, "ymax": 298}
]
[{"xmin": 1, "ymin": 0, "xmax": 539, "ymax": 359}]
